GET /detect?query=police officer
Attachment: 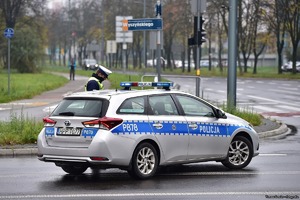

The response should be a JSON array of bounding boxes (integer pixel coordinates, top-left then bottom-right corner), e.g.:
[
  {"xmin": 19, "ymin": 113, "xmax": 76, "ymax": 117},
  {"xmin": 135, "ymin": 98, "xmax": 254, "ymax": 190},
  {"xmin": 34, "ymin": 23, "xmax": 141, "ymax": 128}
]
[{"xmin": 85, "ymin": 65, "xmax": 112, "ymax": 91}]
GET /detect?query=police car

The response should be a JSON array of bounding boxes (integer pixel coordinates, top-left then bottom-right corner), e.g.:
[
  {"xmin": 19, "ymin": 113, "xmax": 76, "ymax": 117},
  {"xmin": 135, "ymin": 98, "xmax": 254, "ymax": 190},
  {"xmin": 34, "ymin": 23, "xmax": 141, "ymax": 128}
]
[{"xmin": 37, "ymin": 82, "xmax": 259, "ymax": 179}]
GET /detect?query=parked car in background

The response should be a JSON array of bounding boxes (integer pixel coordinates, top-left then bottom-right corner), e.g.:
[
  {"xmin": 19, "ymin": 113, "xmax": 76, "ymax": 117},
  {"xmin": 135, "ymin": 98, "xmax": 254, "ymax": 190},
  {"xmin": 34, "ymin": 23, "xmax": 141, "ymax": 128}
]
[
  {"xmin": 200, "ymin": 60, "xmax": 218, "ymax": 68},
  {"xmin": 281, "ymin": 61, "xmax": 300, "ymax": 72},
  {"xmin": 82, "ymin": 59, "xmax": 98, "ymax": 70},
  {"xmin": 147, "ymin": 57, "xmax": 166, "ymax": 67},
  {"xmin": 175, "ymin": 60, "xmax": 195, "ymax": 68}
]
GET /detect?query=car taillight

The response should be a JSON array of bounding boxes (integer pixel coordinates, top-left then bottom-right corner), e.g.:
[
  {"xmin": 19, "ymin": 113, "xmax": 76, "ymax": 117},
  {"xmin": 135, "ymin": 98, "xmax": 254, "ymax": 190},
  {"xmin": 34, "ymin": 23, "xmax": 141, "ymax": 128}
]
[
  {"xmin": 43, "ymin": 117, "xmax": 56, "ymax": 127},
  {"xmin": 82, "ymin": 117, "xmax": 123, "ymax": 130}
]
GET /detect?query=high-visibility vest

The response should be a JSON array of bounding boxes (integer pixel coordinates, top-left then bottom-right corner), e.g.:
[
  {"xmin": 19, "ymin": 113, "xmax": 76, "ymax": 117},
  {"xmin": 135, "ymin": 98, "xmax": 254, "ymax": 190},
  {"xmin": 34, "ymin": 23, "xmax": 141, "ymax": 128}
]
[{"xmin": 85, "ymin": 77, "xmax": 104, "ymax": 91}]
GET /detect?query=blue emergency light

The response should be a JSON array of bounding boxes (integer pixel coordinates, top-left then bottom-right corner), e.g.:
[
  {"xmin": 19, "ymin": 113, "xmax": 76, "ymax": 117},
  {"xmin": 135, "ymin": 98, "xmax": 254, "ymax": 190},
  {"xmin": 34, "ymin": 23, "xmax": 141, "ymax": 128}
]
[{"xmin": 120, "ymin": 82, "xmax": 173, "ymax": 90}]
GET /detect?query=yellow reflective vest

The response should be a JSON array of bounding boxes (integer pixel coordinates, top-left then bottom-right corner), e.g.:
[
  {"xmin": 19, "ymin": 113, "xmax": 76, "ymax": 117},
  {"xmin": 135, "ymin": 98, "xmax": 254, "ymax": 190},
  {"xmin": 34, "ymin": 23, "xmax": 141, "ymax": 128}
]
[{"xmin": 85, "ymin": 77, "xmax": 104, "ymax": 91}]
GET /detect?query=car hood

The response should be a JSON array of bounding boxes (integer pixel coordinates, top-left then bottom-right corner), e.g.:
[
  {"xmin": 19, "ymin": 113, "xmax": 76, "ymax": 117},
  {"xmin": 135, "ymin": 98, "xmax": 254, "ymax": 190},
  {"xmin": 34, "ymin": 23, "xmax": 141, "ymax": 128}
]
[{"xmin": 225, "ymin": 112, "xmax": 253, "ymax": 127}]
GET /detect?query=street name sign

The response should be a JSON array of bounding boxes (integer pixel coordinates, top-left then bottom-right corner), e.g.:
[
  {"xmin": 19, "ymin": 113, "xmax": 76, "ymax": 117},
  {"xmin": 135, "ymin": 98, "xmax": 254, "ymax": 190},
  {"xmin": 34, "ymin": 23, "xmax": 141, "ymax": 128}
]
[{"xmin": 122, "ymin": 18, "xmax": 162, "ymax": 31}]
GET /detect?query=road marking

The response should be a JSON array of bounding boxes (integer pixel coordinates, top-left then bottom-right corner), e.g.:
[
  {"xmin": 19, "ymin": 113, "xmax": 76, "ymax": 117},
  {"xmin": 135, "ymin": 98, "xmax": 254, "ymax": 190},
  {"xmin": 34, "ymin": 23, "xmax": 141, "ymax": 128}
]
[
  {"xmin": 161, "ymin": 171, "xmax": 300, "ymax": 176},
  {"xmin": 277, "ymin": 105, "xmax": 300, "ymax": 112},
  {"xmin": 247, "ymin": 95, "xmax": 300, "ymax": 107},
  {"xmin": 259, "ymin": 153, "xmax": 287, "ymax": 156},
  {"xmin": 0, "ymin": 191, "xmax": 299, "ymax": 199},
  {"xmin": 269, "ymin": 89, "xmax": 300, "ymax": 96},
  {"xmin": 252, "ymin": 105, "xmax": 283, "ymax": 113},
  {"xmin": 278, "ymin": 86, "xmax": 298, "ymax": 91}
]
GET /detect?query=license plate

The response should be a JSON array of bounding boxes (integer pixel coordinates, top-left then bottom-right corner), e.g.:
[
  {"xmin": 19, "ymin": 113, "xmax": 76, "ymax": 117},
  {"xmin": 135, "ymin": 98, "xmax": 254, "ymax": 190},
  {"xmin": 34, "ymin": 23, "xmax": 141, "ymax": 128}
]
[{"xmin": 57, "ymin": 127, "xmax": 82, "ymax": 136}]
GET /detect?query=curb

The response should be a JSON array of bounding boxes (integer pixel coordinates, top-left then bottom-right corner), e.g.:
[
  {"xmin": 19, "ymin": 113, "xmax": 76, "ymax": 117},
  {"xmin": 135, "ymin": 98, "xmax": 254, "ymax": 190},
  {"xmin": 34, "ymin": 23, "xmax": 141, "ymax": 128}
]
[
  {"xmin": 258, "ymin": 123, "xmax": 289, "ymax": 139},
  {"xmin": 0, "ymin": 123, "xmax": 290, "ymax": 157},
  {"xmin": 0, "ymin": 147, "xmax": 37, "ymax": 157}
]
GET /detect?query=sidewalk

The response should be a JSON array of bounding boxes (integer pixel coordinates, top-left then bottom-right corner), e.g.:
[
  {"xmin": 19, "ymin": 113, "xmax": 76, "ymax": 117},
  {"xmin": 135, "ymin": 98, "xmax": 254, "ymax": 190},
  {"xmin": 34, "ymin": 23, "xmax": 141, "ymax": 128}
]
[
  {"xmin": 0, "ymin": 72, "xmax": 110, "ymax": 114},
  {"xmin": 0, "ymin": 73, "xmax": 289, "ymax": 157}
]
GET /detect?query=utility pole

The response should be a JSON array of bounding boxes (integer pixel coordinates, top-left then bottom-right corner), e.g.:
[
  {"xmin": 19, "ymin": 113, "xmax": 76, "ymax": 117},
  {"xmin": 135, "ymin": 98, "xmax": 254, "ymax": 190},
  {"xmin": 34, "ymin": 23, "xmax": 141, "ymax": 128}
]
[
  {"xmin": 68, "ymin": 0, "xmax": 71, "ymax": 60},
  {"xmin": 155, "ymin": 0, "xmax": 162, "ymax": 81},
  {"xmin": 143, "ymin": 0, "xmax": 147, "ymax": 69},
  {"xmin": 227, "ymin": 0, "xmax": 237, "ymax": 110}
]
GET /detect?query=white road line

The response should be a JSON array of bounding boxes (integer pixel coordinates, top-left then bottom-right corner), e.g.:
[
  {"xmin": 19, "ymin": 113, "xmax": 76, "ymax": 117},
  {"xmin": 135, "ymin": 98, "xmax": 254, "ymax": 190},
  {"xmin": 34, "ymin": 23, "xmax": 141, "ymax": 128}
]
[
  {"xmin": 270, "ymin": 89, "xmax": 300, "ymax": 96},
  {"xmin": 247, "ymin": 95, "xmax": 300, "ymax": 107},
  {"xmin": 0, "ymin": 191, "xmax": 299, "ymax": 199},
  {"xmin": 252, "ymin": 105, "xmax": 283, "ymax": 113},
  {"xmin": 277, "ymin": 105, "xmax": 300, "ymax": 112},
  {"xmin": 282, "ymin": 83, "xmax": 292, "ymax": 86},
  {"xmin": 259, "ymin": 153, "xmax": 287, "ymax": 156},
  {"xmin": 278, "ymin": 86, "xmax": 298, "ymax": 91},
  {"xmin": 163, "ymin": 171, "xmax": 300, "ymax": 176}
]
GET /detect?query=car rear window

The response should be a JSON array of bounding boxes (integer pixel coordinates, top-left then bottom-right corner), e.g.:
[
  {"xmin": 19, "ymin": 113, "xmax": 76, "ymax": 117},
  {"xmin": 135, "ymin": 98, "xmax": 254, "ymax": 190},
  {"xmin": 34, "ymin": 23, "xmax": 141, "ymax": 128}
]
[{"xmin": 51, "ymin": 98, "xmax": 104, "ymax": 117}]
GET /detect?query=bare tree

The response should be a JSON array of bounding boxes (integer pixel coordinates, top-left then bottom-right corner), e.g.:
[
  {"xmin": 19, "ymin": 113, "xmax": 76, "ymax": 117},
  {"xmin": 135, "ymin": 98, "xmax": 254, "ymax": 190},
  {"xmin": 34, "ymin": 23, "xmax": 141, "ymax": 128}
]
[
  {"xmin": 282, "ymin": 0, "xmax": 300, "ymax": 74},
  {"xmin": 263, "ymin": 0, "xmax": 287, "ymax": 74},
  {"xmin": 252, "ymin": 0, "xmax": 270, "ymax": 74}
]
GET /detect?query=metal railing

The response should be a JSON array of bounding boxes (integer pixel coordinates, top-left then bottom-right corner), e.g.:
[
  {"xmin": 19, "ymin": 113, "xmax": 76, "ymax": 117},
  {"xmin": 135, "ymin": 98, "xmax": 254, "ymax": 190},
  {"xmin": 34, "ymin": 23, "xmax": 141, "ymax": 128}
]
[{"xmin": 141, "ymin": 74, "xmax": 201, "ymax": 97}]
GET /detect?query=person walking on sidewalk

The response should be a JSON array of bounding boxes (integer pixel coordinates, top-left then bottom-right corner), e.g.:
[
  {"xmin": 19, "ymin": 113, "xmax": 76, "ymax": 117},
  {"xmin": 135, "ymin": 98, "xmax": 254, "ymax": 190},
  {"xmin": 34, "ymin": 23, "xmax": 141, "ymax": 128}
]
[
  {"xmin": 69, "ymin": 58, "xmax": 76, "ymax": 80},
  {"xmin": 85, "ymin": 65, "xmax": 112, "ymax": 91}
]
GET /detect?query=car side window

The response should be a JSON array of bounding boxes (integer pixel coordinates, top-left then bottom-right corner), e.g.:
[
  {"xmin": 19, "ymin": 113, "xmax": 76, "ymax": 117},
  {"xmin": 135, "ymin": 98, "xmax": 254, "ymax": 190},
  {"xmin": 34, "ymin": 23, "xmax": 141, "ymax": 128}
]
[
  {"xmin": 118, "ymin": 97, "xmax": 145, "ymax": 114},
  {"xmin": 149, "ymin": 95, "xmax": 179, "ymax": 115},
  {"xmin": 176, "ymin": 95, "xmax": 215, "ymax": 117}
]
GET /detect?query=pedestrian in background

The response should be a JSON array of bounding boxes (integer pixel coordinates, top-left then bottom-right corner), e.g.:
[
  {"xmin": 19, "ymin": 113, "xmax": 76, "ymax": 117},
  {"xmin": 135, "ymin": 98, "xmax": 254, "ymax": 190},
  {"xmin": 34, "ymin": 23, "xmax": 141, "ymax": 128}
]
[
  {"xmin": 69, "ymin": 58, "xmax": 76, "ymax": 80},
  {"xmin": 85, "ymin": 65, "xmax": 112, "ymax": 91}
]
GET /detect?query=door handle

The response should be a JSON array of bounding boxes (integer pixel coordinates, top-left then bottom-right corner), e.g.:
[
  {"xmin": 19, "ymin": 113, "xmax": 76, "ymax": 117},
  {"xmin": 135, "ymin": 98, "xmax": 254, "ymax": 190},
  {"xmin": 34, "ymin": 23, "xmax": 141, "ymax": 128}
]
[
  {"xmin": 188, "ymin": 124, "xmax": 198, "ymax": 130},
  {"xmin": 153, "ymin": 123, "xmax": 163, "ymax": 129}
]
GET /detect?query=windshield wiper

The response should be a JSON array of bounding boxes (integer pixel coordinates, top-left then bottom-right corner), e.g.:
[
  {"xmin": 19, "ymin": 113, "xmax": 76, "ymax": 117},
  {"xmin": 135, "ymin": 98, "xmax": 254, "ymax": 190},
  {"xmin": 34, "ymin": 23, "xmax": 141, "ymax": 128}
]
[{"xmin": 58, "ymin": 112, "xmax": 75, "ymax": 116}]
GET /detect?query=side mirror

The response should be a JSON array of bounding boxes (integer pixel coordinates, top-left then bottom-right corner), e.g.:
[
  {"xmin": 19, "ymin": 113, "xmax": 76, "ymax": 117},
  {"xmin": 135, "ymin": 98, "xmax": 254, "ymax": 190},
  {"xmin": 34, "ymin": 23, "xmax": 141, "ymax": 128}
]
[{"xmin": 216, "ymin": 109, "xmax": 227, "ymax": 119}]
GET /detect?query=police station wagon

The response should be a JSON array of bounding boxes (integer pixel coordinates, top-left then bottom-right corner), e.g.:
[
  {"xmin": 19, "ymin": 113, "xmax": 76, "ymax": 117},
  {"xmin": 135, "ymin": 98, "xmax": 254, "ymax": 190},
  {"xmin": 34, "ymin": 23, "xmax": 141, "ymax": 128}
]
[{"xmin": 37, "ymin": 82, "xmax": 259, "ymax": 179}]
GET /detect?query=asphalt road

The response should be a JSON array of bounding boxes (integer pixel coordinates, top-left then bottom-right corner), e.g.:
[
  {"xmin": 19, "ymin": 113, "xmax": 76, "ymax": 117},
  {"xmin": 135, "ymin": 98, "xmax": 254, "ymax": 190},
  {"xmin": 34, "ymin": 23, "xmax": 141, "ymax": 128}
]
[
  {"xmin": 0, "ymin": 131, "xmax": 299, "ymax": 200},
  {"xmin": 0, "ymin": 74, "xmax": 299, "ymax": 199}
]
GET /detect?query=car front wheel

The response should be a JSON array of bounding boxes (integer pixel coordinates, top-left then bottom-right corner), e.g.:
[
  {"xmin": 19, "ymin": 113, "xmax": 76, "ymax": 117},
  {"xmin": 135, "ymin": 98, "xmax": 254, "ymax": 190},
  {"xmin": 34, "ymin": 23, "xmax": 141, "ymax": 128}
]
[
  {"xmin": 61, "ymin": 165, "xmax": 88, "ymax": 175},
  {"xmin": 221, "ymin": 136, "xmax": 253, "ymax": 169},
  {"xmin": 128, "ymin": 142, "xmax": 158, "ymax": 179}
]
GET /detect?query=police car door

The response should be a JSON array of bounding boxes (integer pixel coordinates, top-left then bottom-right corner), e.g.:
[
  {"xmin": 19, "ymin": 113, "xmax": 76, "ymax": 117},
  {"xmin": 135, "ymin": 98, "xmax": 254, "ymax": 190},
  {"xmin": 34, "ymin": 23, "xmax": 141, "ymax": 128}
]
[
  {"xmin": 148, "ymin": 94, "xmax": 189, "ymax": 164},
  {"xmin": 174, "ymin": 94, "xmax": 229, "ymax": 160}
]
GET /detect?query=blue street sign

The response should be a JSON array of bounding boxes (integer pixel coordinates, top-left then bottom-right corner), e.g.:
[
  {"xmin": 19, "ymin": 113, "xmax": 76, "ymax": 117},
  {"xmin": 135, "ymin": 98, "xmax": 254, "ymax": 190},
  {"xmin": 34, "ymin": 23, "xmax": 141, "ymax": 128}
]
[
  {"xmin": 4, "ymin": 28, "xmax": 14, "ymax": 39},
  {"xmin": 123, "ymin": 18, "xmax": 162, "ymax": 31}
]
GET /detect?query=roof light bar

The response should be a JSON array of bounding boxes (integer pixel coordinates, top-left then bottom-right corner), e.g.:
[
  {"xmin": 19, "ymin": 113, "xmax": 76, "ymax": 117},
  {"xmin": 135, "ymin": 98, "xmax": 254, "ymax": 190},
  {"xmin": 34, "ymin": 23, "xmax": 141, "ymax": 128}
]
[{"xmin": 120, "ymin": 82, "xmax": 173, "ymax": 90}]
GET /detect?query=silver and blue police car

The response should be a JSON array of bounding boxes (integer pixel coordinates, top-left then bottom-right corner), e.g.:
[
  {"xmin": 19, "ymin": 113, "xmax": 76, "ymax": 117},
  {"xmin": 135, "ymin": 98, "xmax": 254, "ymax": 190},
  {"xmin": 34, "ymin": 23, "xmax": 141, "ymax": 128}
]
[{"xmin": 37, "ymin": 82, "xmax": 259, "ymax": 179}]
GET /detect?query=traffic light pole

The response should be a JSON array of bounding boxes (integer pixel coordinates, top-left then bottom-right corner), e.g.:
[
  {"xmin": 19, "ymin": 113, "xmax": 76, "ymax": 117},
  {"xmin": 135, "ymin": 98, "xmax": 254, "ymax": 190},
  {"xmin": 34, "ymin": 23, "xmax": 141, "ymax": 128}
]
[
  {"xmin": 227, "ymin": 0, "xmax": 237, "ymax": 110},
  {"xmin": 196, "ymin": 1, "xmax": 200, "ymax": 73},
  {"xmin": 156, "ymin": 1, "xmax": 162, "ymax": 81}
]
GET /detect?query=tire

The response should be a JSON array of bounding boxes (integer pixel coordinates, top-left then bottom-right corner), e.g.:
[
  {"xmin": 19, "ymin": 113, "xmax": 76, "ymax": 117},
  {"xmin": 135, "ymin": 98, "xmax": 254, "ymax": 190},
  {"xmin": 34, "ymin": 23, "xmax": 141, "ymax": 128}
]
[
  {"xmin": 128, "ymin": 143, "xmax": 158, "ymax": 179},
  {"xmin": 61, "ymin": 165, "xmax": 88, "ymax": 175},
  {"xmin": 221, "ymin": 136, "xmax": 253, "ymax": 169}
]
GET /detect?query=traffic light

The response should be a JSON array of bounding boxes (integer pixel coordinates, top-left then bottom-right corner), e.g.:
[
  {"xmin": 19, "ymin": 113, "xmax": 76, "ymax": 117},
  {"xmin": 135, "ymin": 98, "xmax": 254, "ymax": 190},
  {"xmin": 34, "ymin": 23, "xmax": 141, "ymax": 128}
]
[
  {"xmin": 188, "ymin": 16, "xmax": 206, "ymax": 46},
  {"xmin": 198, "ymin": 16, "xmax": 206, "ymax": 45}
]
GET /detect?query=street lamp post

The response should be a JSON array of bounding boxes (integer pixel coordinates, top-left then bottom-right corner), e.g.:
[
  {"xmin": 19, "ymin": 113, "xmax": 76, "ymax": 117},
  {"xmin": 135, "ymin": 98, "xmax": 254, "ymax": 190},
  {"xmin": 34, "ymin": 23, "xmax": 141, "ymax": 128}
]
[
  {"xmin": 156, "ymin": 0, "xmax": 162, "ymax": 81},
  {"xmin": 227, "ymin": 0, "xmax": 237, "ymax": 110}
]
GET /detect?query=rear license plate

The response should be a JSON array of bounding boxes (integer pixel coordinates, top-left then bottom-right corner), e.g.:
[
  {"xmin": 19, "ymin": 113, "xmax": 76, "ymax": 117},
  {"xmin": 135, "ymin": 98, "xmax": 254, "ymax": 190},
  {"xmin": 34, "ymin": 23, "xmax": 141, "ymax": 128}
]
[{"xmin": 57, "ymin": 127, "xmax": 82, "ymax": 136}]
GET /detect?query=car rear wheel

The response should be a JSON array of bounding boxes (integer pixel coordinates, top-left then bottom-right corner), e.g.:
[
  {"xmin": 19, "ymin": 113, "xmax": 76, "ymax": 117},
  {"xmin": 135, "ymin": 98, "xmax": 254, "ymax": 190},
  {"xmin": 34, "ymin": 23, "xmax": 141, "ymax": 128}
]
[
  {"xmin": 221, "ymin": 136, "xmax": 253, "ymax": 169},
  {"xmin": 128, "ymin": 142, "xmax": 158, "ymax": 179},
  {"xmin": 61, "ymin": 165, "xmax": 88, "ymax": 175}
]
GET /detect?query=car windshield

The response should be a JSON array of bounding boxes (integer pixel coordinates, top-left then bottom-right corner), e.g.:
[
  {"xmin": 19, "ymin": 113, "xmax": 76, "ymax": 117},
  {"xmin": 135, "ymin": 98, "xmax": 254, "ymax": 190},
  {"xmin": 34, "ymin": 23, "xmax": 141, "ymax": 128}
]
[
  {"xmin": 86, "ymin": 59, "xmax": 96, "ymax": 64},
  {"xmin": 52, "ymin": 98, "xmax": 104, "ymax": 117}
]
